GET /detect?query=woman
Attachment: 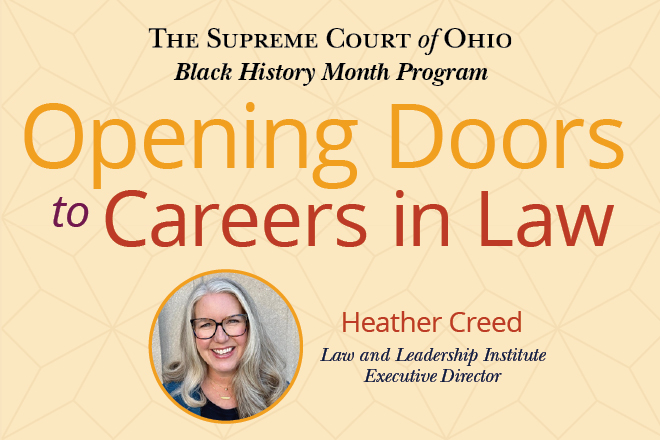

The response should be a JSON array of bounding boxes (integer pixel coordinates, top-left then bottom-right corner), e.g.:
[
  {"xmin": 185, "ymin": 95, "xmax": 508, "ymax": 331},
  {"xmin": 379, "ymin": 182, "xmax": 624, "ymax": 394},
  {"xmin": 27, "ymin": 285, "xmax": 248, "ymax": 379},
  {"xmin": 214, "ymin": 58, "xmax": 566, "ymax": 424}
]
[{"xmin": 163, "ymin": 277, "xmax": 288, "ymax": 421}]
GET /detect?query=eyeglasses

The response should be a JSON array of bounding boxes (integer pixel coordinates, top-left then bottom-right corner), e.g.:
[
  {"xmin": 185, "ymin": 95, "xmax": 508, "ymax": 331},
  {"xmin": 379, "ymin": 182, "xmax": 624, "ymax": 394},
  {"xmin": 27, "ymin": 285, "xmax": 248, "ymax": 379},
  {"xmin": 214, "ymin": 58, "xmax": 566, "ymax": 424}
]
[{"xmin": 190, "ymin": 314, "xmax": 248, "ymax": 339}]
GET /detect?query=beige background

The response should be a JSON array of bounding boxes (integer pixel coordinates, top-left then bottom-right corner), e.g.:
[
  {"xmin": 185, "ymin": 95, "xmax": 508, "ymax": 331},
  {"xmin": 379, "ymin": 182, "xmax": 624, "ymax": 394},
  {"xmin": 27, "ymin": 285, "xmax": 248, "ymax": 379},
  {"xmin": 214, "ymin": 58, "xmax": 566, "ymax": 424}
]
[{"xmin": 2, "ymin": 0, "xmax": 660, "ymax": 438}]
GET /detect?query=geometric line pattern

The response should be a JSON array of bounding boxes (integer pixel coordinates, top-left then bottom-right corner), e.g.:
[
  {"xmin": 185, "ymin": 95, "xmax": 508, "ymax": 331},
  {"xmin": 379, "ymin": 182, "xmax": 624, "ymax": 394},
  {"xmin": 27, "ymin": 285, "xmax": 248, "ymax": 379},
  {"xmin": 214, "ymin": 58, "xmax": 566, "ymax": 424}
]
[{"xmin": 2, "ymin": 0, "xmax": 660, "ymax": 439}]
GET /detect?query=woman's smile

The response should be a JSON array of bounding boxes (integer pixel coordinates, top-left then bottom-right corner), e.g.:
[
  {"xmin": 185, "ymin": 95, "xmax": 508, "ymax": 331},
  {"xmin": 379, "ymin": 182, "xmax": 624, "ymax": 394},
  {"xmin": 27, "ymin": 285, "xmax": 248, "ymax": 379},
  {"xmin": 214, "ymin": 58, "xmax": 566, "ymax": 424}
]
[{"xmin": 210, "ymin": 346, "xmax": 238, "ymax": 359}]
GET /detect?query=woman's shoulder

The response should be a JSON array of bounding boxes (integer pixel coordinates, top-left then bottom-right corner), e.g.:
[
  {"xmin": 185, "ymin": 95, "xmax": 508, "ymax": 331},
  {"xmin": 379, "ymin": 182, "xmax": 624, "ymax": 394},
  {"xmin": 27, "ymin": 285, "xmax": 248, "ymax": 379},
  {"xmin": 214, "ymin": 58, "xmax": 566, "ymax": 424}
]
[
  {"xmin": 163, "ymin": 381, "xmax": 182, "ymax": 393},
  {"xmin": 163, "ymin": 381, "xmax": 202, "ymax": 415}
]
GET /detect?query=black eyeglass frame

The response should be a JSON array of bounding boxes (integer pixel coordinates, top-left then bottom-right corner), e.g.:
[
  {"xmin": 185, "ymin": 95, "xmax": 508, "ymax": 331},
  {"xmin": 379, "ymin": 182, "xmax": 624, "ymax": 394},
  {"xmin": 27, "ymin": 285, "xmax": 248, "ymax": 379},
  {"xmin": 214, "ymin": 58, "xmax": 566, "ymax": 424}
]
[{"xmin": 190, "ymin": 314, "xmax": 249, "ymax": 339}]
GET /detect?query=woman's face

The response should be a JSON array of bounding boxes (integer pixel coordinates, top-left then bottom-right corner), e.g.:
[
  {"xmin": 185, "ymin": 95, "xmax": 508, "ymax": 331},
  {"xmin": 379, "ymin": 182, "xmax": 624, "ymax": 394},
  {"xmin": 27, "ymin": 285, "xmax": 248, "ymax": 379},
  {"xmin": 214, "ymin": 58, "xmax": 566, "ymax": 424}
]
[{"xmin": 194, "ymin": 293, "xmax": 248, "ymax": 377}]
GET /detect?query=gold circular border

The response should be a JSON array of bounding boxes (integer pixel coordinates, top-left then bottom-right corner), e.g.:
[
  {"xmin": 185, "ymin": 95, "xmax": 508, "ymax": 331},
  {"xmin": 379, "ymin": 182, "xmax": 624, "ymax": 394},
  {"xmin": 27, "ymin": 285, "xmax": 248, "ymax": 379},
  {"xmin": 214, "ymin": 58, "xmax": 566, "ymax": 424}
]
[{"xmin": 149, "ymin": 269, "xmax": 304, "ymax": 423}]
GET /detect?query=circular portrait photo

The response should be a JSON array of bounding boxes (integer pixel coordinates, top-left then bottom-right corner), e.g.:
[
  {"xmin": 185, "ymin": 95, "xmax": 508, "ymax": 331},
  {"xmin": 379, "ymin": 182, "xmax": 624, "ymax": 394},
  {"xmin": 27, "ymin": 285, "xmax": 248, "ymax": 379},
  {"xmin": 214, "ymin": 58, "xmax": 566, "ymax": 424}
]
[{"xmin": 150, "ymin": 270, "xmax": 302, "ymax": 423}]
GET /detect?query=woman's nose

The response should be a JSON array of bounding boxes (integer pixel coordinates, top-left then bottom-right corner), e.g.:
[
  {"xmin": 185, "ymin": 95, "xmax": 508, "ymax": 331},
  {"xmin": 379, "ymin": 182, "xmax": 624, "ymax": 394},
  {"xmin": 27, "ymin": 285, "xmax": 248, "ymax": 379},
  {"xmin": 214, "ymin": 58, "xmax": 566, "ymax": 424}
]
[{"xmin": 213, "ymin": 325, "xmax": 229, "ymax": 341}]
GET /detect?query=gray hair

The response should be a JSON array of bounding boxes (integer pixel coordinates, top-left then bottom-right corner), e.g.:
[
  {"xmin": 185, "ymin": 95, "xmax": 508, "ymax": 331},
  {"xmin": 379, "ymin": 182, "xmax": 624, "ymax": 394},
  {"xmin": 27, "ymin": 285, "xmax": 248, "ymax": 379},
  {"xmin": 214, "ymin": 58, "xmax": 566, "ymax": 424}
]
[{"xmin": 163, "ymin": 277, "xmax": 287, "ymax": 419}]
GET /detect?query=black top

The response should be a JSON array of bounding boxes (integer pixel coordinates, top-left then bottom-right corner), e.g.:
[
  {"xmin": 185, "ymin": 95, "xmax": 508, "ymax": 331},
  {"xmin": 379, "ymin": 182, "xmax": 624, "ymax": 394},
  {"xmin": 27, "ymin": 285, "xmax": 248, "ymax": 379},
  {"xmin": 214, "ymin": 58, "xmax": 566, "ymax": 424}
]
[{"xmin": 200, "ymin": 399, "xmax": 240, "ymax": 421}]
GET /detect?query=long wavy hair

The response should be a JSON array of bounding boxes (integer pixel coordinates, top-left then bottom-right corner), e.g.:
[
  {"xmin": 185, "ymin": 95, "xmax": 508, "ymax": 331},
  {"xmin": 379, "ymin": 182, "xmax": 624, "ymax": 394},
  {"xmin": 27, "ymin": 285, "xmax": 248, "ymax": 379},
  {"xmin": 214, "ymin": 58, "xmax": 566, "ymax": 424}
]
[{"xmin": 163, "ymin": 277, "xmax": 287, "ymax": 419}]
